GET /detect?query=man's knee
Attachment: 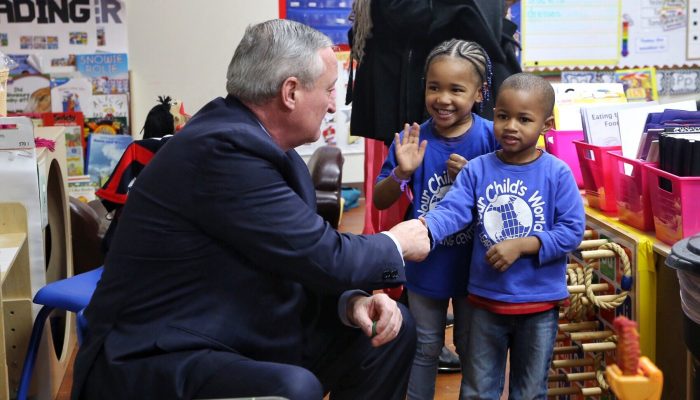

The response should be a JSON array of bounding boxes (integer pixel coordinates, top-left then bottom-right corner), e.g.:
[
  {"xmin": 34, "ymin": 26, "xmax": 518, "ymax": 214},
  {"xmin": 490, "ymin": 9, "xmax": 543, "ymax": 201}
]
[{"xmin": 274, "ymin": 366, "xmax": 323, "ymax": 400}]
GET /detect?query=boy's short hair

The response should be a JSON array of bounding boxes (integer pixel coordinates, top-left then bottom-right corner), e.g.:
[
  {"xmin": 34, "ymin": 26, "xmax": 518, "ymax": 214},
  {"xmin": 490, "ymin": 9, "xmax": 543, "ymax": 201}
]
[{"xmin": 498, "ymin": 73, "xmax": 555, "ymax": 117}]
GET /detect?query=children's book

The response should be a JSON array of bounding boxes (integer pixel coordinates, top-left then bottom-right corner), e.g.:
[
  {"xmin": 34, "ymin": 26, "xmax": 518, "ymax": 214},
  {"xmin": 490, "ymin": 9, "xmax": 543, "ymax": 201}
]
[
  {"xmin": 614, "ymin": 67, "xmax": 658, "ymax": 103},
  {"xmin": 6, "ymin": 74, "xmax": 51, "ymax": 114},
  {"xmin": 85, "ymin": 133, "xmax": 133, "ymax": 187},
  {"xmin": 552, "ymin": 83, "xmax": 627, "ymax": 130},
  {"xmin": 76, "ymin": 53, "xmax": 129, "ymax": 95},
  {"xmin": 50, "ymin": 76, "xmax": 94, "ymax": 115},
  {"xmin": 580, "ymin": 101, "xmax": 658, "ymax": 147},
  {"xmin": 41, "ymin": 112, "xmax": 87, "ymax": 172},
  {"xmin": 87, "ymin": 94, "xmax": 129, "ymax": 119},
  {"xmin": 66, "ymin": 146, "xmax": 85, "ymax": 176},
  {"xmin": 41, "ymin": 111, "xmax": 86, "ymax": 150},
  {"xmin": 86, "ymin": 116, "xmax": 128, "ymax": 136},
  {"xmin": 68, "ymin": 175, "xmax": 98, "ymax": 203}
]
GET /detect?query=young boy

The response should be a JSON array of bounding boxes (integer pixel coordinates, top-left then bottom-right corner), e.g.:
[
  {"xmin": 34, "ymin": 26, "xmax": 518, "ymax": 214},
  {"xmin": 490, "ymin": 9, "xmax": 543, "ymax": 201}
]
[{"xmin": 422, "ymin": 72, "xmax": 585, "ymax": 399}]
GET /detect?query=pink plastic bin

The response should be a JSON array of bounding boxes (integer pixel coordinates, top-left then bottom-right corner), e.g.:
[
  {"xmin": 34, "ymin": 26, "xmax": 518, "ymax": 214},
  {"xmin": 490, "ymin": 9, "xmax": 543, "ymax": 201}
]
[
  {"xmin": 544, "ymin": 130, "xmax": 584, "ymax": 188},
  {"xmin": 608, "ymin": 151, "xmax": 655, "ymax": 231},
  {"xmin": 573, "ymin": 140, "xmax": 621, "ymax": 213},
  {"xmin": 644, "ymin": 164, "xmax": 700, "ymax": 245}
]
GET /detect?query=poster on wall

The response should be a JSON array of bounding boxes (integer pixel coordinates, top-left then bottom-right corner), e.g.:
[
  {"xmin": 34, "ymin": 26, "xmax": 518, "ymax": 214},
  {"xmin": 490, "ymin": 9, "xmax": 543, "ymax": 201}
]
[
  {"xmin": 296, "ymin": 51, "xmax": 363, "ymax": 156},
  {"xmin": 521, "ymin": 0, "xmax": 698, "ymax": 69},
  {"xmin": 0, "ymin": 0, "xmax": 127, "ymax": 72}
]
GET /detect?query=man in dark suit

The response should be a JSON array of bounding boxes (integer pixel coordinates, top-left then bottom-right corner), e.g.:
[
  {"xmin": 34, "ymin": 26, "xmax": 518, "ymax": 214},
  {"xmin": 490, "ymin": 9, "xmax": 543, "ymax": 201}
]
[{"xmin": 71, "ymin": 19, "xmax": 429, "ymax": 400}]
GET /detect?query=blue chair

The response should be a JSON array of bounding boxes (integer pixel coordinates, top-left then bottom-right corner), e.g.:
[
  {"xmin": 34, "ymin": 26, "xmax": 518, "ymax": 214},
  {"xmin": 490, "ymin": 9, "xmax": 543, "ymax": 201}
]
[{"xmin": 16, "ymin": 266, "xmax": 103, "ymax": 400}]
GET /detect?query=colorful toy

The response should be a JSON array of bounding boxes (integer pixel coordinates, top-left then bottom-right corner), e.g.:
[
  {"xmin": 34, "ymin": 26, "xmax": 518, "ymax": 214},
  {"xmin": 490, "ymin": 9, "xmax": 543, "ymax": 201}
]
[{"xmin": 605, "ymin": 316, "xmax": 663, "ymax": 400}]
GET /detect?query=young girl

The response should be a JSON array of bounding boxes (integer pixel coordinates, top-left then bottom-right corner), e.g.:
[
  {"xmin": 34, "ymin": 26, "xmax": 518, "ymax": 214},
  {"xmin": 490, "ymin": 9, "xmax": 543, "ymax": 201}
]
[{"xmin": 373, "ymin": 39, "xmax": 498, "ymax": 400}]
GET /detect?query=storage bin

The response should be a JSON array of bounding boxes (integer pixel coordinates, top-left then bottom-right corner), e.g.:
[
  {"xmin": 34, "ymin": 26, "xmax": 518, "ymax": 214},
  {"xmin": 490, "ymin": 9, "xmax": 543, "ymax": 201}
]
[
  {"xmin": 644, "ymin": 164, "xmax": 700, "ymax": 245},
  {"xmin": 544, "ymin": 130, "xmax": 584, "ymax": 188},
  {"xmin": 608, "ymin": 151, "xmax": 655, "ymax": 231},
  {"xmin": 574, "ymin": 140, "xmax": 622, "ymax": 212}
]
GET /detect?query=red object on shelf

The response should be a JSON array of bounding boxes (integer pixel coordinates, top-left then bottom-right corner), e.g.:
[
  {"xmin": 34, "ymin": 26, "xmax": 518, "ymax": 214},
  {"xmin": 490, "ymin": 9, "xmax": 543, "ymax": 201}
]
[
  {"xmin": 644, "ymin": 164, "xmax": 700, "ymax": 245},
  {"xmin": 613, "ymin": 316, "xmax": 641, "ymax": 376},
  {"xmin": 574, "ymin": 140, "xmax": 622, "ymax": 213},
  {"xmin": 544, "ymin": 130, "xmax": 584, "ymax": 188},
  {"xmin": 608, "ymin": 151, "xmax": 656, "ymax": 231}
]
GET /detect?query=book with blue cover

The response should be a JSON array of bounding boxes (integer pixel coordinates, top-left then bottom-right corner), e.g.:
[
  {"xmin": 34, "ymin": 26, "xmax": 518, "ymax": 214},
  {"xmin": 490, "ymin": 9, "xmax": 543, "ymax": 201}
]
[
  {"xmin": 86, "ymin": 133, "xmax": 133, "ymax": 187},
  {"xmin": 76, "ymin": 53, "xmax": 129, "ymax": 95}
]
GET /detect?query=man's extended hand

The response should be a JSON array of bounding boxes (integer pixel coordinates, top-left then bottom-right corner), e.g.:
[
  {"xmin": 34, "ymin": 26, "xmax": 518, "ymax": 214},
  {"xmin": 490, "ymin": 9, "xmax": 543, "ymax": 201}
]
[
  {"xmin": 348, "ymin": 293, "xmax": 403, "ymax": 347},
  {"xmin": 389, "ymin": 219, "xmax": 429, "ymax": 261}
]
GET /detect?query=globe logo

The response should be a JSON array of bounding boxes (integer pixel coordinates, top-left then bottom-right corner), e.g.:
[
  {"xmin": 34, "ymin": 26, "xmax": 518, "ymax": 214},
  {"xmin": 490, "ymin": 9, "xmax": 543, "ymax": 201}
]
[
  {"xmin": 427, "ymin": 184, "xmax": 452, "ymax": 211},
  {"xmin": 482, "ymin": 194, "xmax": 533, "ymax": 243}
]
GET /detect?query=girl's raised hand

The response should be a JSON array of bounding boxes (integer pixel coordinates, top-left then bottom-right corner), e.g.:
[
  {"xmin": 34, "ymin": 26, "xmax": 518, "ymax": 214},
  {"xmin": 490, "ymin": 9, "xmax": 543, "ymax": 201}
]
[{"xmin": 394, "ymin": 123, "xmax": 427, "ymax": 178}]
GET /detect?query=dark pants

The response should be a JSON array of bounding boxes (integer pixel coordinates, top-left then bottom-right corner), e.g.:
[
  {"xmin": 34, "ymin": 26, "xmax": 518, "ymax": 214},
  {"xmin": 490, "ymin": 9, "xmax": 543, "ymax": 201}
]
[
  {"xmin": 193, "ymin": 304, "xmax": 417, "ymax": 400},
  {"xmin": 684, "ymin": 313, "xmax": 700, "ymax": 400},
  {"xmin": 80, "ymin": 304, "xmax": 415, "ymax": 400}
]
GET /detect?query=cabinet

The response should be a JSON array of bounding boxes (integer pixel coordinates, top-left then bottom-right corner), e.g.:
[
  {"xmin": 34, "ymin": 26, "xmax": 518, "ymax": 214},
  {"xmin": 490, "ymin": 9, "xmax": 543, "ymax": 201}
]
[
  {"xmin": 0, "ymin": 203, "xmax": 33, "ymax": 399},
  {"xmin": 0, "ymin": 121, "xmax": 75, "ymax": 399}
]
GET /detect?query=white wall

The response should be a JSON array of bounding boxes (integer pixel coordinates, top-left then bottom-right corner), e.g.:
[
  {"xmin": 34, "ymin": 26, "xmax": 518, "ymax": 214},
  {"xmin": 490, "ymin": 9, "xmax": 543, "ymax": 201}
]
[{"xmin": 126, "ymin": 0, "xmax": 364, "ymax": 183}]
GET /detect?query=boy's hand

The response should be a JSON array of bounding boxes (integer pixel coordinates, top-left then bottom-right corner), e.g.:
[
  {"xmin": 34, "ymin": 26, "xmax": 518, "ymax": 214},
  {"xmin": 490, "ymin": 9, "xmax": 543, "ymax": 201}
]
[
  {"xmin": 446, "ymin": 153, "xmax": 467, "ymax": 181},
  {"xmin": 486, "ymin": 237, "xmax": 541, "ymax": 272},
  {"xmin": 485, "ymin": 239, "xmax": 522, "ymax": 272},
  {"xmin": 394, "ymin": 123, "xmax": 427, "ymax": 178}
]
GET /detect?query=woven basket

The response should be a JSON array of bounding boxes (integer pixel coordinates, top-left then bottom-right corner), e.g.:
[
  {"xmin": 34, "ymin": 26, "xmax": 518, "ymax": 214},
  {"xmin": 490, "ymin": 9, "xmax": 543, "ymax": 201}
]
[{"xmin": 0, "ymin": 68, "xmax": 9, "ymax": 117}]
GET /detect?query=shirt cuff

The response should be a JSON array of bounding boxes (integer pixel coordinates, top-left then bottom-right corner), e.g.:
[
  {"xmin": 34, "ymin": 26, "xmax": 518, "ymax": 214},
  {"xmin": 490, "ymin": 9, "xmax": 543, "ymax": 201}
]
[
  {"xmin": 380, "ymin": 231, "xmax": 405, "ymax": 265},
  {"xmin": 338, "ymin": 289, "xmax": 370, "ymax": 327}
]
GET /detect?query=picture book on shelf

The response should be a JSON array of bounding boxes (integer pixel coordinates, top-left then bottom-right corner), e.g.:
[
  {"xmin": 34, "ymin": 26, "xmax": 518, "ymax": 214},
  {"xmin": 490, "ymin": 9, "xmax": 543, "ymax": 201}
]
[
  {"xmin": 579, "ymin": 101, "xmax": 658, "ymax": 147},
  {"xmin": 6, "ymin": 74, "xmax": 51, "ymax": 114},
  {"xmin": 87, "ymin": 94, "xmax": 129, "ymax": 119},
  {"xmin": 66, "ymin": 146, "xmax": 85, "ymax": 176},
  {"xmin": 50, "ymin": 76, "xmax": 93, "ymax": 115},
  {"xmin": 86, "ymin": 133, "xmax": 132, "ymax": 187},
  {"xmin": 76, "ymin": 53, "xmax": 129, "ymax": 95},
  {"xmin": 41, "ymin": 111, "xmax": 86, "ymax": 152},
  {"xmin": 614, "ymin": 67, "xmax": 658, "ymax": 102},
  {"xmin": 552, "ymin": 83, "xmax": 627, "ymax": 131},
  {"xmin": 86, "ymin": 116, "xmax": 128, "ymax": 136},
  {"xmin": 68, "ymin": 175, "xmax": 97, "ymax": 203}
]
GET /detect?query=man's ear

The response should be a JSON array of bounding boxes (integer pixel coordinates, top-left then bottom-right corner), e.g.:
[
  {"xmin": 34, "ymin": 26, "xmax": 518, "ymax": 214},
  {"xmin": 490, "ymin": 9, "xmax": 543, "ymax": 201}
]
[
  {"xmin": 542, "ymin": 115, "xmax": 555, "ymax": 134},
  {"xmin": 281, "ymin": 77, "xmax": 300, "ymax": 110}
]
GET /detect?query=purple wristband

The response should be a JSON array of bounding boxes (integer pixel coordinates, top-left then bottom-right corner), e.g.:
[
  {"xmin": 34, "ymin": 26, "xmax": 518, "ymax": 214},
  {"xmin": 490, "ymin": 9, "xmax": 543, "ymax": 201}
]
[{"xmin": 390, "ymin": 168, "xmax": 410, "ymax": 192}]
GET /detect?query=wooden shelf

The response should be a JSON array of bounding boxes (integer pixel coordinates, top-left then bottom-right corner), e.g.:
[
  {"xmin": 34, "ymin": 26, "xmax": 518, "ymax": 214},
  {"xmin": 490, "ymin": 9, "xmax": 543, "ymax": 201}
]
[
  {"xmin": 0, "ymin": 203, "xmax": 32, "ymax": 400},
  {"xmin": 0, "ymin": 232, "xmax": 27, "ymax": 285}
]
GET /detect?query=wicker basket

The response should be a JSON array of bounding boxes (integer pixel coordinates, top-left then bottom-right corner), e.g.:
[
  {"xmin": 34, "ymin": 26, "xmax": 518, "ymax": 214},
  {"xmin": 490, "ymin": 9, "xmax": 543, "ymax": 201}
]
[{"xmin": 0, "ymin": 68, "xmax": 9, "ymax": 117}]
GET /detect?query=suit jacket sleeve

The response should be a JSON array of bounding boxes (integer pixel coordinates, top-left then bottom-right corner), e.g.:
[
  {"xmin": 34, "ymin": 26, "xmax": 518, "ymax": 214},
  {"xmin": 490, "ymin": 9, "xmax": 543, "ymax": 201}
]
[{"xmin": 191, "ymin": 147, "xmax": 404, "ymax": 294}]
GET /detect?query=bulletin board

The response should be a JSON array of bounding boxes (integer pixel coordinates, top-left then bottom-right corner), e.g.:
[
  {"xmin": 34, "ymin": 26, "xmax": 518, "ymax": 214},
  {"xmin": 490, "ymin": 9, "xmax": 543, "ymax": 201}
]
[
  {"xmin": 521, "ymin": 0, "xmax": 700, "ymax": 69},
  {"xmin": 0, "ymin": 0, "xmax": 127, "ymax": 72}
]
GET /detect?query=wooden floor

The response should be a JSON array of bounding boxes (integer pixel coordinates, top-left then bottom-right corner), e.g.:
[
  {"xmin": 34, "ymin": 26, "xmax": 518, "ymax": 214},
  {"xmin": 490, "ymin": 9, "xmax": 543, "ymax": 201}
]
[{"xmin": 55, "ymin": 198, "xmax": 468, "ymax": 399}]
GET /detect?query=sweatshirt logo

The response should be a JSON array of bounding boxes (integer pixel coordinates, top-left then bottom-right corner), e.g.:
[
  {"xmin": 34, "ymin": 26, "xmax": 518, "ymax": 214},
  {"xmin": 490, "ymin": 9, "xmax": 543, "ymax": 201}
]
[
  {"xmin": 476, "ymin": 178, "xmax": 546, "ymax": 247},
  {"xmin": 418, "ymin": 170, "xmax": 453, "ymax": 216},
  {"xmin": 419, "ymin": 169, "xmax": 471, "ymax": 247}
]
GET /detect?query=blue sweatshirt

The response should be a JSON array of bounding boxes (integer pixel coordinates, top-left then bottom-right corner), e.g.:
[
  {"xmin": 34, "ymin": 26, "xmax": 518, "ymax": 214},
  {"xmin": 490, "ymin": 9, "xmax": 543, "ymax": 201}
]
[
  {"xmin": 377, "ymin": 115, "xmax": 498, "ymax": 298},
  {"xmin": 424, "ymin": 151, "xmax": 585, "ymax": 302}
]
